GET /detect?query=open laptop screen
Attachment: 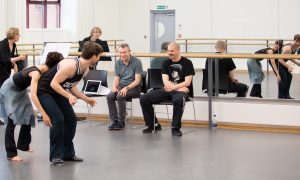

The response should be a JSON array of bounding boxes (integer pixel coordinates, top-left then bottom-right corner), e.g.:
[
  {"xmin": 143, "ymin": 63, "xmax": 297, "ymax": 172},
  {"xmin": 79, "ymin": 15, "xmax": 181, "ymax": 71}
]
[{"xmin": 84, "ymin": 80, "xmax": 102, "ymax": 94}]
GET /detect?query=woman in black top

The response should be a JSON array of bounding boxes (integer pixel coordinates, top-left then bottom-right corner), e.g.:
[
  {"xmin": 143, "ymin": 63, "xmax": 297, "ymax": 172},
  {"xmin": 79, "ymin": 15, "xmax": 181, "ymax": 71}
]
[
  {"xmin": 0, "ymin": 52, "xmax": 63, "ymax": 161},
  {"xmin": 0, "ymin": 27, "xmax": 27, "ymax": 87},
  {"xmin": 78, "ymin": 26, "xmax": 111, "ymax": 68},
  {"xmin": 247, "ymin": 40, "xmax": 283, "ymax": 98}
]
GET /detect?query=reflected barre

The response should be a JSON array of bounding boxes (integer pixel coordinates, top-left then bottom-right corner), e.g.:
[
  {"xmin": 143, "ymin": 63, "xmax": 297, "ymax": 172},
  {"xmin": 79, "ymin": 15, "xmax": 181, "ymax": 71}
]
[{"xmin": 22, "ymin": 52, "xmax": 300, "ymax": 60}]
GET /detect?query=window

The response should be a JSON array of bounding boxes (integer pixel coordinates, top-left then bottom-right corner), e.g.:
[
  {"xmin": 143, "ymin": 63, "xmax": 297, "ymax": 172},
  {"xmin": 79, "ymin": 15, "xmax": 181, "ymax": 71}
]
[{"xmin": 26, "ymin": 0, "xmax": 61, "ymax": 28}]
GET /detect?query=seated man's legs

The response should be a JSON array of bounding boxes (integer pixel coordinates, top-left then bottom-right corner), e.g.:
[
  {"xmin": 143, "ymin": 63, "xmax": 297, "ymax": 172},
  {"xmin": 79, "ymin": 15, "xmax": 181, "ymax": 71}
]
[
  {"xmin": 140, "ymin": 89, "xmax": 171, "ymax": 132},
  {"xmin": 106, "ymin": 91, "xmax": 119, "ymax": 129},
  {"xmin": 170, "ymin": 91, "xmax": 189, "ymax": 130},
  {"xmin": 228, "ymin": 82, "xmax": 249, "ymax": 97},
  {"xmin": 115, "ymin": 86, "xmax": 141, "ymax": 129}
]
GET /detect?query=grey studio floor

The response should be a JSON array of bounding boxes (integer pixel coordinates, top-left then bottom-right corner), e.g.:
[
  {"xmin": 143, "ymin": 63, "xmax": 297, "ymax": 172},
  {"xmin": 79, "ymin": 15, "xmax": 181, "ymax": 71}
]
[{"xmin": 1, "ymin": 121, "xmax": 300, "ymax": 180}]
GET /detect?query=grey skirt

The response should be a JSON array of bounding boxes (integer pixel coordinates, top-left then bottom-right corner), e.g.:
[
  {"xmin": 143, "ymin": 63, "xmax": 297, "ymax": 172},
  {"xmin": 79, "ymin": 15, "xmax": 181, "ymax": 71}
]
[{"xmin": 0, "ymin": 77, "xmax": 35, "ymax": 126}]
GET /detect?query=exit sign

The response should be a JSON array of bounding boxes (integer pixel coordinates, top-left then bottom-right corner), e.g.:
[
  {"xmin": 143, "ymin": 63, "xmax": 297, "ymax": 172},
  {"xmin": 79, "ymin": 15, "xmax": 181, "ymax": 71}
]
[{"xmin": 157, "ymin": 5, "xmax": 168, "ymax": 10}]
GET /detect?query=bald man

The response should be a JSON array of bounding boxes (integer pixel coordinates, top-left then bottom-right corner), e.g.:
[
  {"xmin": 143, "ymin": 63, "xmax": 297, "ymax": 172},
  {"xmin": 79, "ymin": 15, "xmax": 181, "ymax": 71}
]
[{"xmin": 140, "ymin": 42, "xmax": 195, "ymax": 136}]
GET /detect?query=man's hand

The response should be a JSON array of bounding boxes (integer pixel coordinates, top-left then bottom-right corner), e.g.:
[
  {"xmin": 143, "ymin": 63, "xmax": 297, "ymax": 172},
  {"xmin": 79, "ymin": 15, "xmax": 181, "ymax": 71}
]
[
  {"xmin": 177, "ymin": 87, "xmax": 189, "ymax": 93},
  {"xmin": 112, "ymin": 86, "xmax": 118, "ymax": 93},
  {"xmin": 18, "ymin": 54, "xmax": 27, "ymax": 61},
  {"xmin": 86, "ymin": 97, "xmax": 97, "ymax": 107},
  {"xmin": 118, "ymin": 87, "xmax": 128, "ymax": 97},
  {"xmin": 288, "ymin": 66, "xmax": 294, "ymax": 72},
  {"xmin": 164, "ymin": 83, "xmax": 176, "ymax": 92},
  {"xmin": 68, "ymin": 94, "xmax": 77, "ymax": 105}
]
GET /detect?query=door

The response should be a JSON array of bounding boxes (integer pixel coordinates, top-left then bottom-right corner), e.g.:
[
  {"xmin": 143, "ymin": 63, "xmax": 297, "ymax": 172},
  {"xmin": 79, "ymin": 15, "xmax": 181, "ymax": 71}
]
[{"xmin": 150, "ymin": 10, "xmax": 175, "ymax": 52}]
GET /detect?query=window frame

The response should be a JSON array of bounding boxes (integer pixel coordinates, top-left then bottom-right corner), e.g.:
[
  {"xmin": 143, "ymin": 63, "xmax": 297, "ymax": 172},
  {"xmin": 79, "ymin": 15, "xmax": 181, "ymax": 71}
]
[{"xmin": 26, "ymin": 0, "xmax": 61, "ymax": 29}]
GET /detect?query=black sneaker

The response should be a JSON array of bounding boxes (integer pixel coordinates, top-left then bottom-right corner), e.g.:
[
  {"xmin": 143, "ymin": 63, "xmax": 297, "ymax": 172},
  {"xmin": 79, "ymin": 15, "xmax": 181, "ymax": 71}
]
[
  {"xmin": 108, "ymin": 121, "xmax": 118, "ymax": 130},
  {"xmin": 63, "ymin": 155, "xmax": 83, "ymax": 162},
  {"xmin": 172, "ymin": 128, "xmax": 183, "ymax": 136},
  {"xmin": 114, "ymin": 121, "xmax": 125, "ymax": 130},
  {"xmin": 142, "ymin": 124, "xmax": 162, "ymax": 133},
  {"xmin": 51, "ymin": 158, "xmax": 64, "ymax": 166}
]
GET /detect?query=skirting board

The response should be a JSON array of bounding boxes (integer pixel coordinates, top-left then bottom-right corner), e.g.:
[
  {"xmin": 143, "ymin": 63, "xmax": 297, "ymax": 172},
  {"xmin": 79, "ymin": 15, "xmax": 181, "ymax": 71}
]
[{"xmin": 76, "ymin": 113, "xmax": 300, "ymax": 134}]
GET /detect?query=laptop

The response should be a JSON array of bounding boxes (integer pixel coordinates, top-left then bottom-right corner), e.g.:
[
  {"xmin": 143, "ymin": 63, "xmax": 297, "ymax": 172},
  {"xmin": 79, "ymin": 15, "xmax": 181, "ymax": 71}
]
[{"xmin": 84, "ymin": 80, "xmax": 110, "ymax": 95}]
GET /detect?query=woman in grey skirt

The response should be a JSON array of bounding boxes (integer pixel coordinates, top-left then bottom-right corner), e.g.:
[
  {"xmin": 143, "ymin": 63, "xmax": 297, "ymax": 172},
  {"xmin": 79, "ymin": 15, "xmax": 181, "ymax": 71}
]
[
  {"xmin": 247, "ymin": 40, "xmax": 283, "ymax": 98},
  {"xmin": 0, "ymin": 52, "xmax": 63, "ymax": 162}
]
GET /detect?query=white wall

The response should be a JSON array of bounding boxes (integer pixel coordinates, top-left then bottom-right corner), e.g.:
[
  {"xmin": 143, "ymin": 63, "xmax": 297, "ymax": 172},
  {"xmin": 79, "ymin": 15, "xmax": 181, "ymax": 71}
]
[{"xmin": 2, "ymin": 0, "xmax": 300, "ymax": 127}]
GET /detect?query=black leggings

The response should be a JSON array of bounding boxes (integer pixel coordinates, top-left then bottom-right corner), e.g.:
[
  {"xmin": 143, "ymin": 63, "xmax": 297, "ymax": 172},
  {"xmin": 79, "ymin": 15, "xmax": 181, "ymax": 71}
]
[{"xmin": 5, "ymin": 118, "xmax": 31, "ymax": 158}]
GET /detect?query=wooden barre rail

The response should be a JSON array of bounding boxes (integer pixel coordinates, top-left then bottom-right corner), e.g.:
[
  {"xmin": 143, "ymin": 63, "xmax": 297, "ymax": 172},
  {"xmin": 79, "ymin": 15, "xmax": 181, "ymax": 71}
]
[
  {"xmin": 176, "ymin": 38, "xmax": 295, "ymax": 53},
  {"xmin": 176, "ymin": 38, "xmax": 293, "ymax": 41},
  {"xmin": 22, "ymin": 52, "xmax": 300, "ymax": 60}
]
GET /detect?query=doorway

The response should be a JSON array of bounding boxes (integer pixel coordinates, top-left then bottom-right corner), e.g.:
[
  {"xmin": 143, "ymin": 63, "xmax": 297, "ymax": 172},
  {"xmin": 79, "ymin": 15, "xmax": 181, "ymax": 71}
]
[{"xmin": 150, "ymin": 10, "xmax": 175, "ymax": 52}]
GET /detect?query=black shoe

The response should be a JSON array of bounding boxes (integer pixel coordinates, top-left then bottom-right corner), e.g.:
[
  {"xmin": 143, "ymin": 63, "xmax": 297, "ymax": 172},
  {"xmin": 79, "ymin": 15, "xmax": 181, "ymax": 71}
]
[
  {"xmin": 286, "ymin": 96, "xmax": 294, "ymax": 99},
  {"xmin": 108, "ymin": 120, "xmax": 118, "ymax": 130},
  {"xmin": 142, "ymin": 124, "xmax": 162, "ymax": 133},
  {"xmin": 250, "ymin": 94, "xmax": 263, "ymax": 98},
  {"xmin": 0, "ymin": 121, "xmax": 4, "ymax": 125},
  {"xmin": 114, "ymin": 121, "xmax": 125, "ymax": 130},
  {"xmin": 51, "ymin": 158, "xmax": 64, "ymax": 166},
  {"xmin": 172, "ymin": 128, "xmax": 183, "ymax": 136},
  {"xmin": 63, "ymin": 155, "xmax": 83, "ymax": 162}
]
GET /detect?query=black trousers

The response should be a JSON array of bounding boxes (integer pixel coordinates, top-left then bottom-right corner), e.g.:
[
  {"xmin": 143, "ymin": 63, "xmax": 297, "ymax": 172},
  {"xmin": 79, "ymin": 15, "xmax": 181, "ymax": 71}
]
[
  {"xmin": 228, "ymin": 82, "xmax": 249, "ymax": 97},
  {"xmin": 5, "ymin": 118, "xmax": 31, "ymax": 158},
  {"xmin": 278, "ymin": 66, "xmax": 292, "ymax": 99},
  {"xmin": 38, "ymin": 92, "xmax": 77, "ymax": 161},
  {"xmin": 140, "ymin": 89, "xmax": 189, "ymax": 129}
]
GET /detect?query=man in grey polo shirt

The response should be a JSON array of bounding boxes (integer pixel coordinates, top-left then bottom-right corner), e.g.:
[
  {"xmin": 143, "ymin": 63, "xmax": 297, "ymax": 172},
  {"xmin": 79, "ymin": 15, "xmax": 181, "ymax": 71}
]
[{"xmin": 106, "ymin": 43, "xmax": 143, "ymax": 130}]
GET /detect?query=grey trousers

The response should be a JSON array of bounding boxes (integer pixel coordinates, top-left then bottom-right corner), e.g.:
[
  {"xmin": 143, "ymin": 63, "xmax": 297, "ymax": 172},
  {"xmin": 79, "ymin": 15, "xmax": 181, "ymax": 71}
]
[
  {"xmin": 247, "ymin": 58, "xmax": 265, "ymax": 84},
  {"xmin": 106, "ymin": 86, "xmax": 141, "ymax": 122}
]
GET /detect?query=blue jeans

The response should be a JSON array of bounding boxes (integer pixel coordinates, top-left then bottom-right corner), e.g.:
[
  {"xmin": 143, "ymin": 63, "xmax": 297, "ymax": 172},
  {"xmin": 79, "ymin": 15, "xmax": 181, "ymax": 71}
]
[{"xmin": 38, "ymin": 92, "xmax": 77, "ymax": 161}]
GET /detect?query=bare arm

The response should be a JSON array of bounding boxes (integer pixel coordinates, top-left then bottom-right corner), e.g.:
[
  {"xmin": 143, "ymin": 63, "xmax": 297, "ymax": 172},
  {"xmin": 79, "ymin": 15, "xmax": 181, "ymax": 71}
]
[
  {"xmin": 118, "ymin": 74, "xmax": 141, "ymax": 96},
  {"xmin": 290, "ymin": 59, "xmax": 300, "ymax": 66},
  {"xmin": 270, "ymin": 59, "xmax": 281, "ymax": 82},
  {"xmin": 126, "ymin": 74, "xmax": 141, "ymax": 90},
  {"xmin": 12, "ymin": 62, "xmax": 18, "ymax": 74},
  {"xmin": 50, "ymin": 60, "xmax": 78, "ymax": 105},
  {"xmin": 70, "ymin": 86, "xmax": 96, "ymax": 107},
  {"xmin": 267, "ymin": 49, "xmax": 281, "ymax": 82},
  {"xmin": 163, "ymin": 74, "xmax": 193, "ymax": 92},
  {"xmin": 112, "ymin": 76, "xmax": 120, "ymax": 92},
  {"xmin": 30, "ymin": 71, "xmax": 52, "ymax": 127},
  {"xmin": 228, "ymin": 70, "xmax": 237, "ymax": 82},
  {"xmin": 11, "ymin": 54, "xmax": 26, "ymax": 63}
]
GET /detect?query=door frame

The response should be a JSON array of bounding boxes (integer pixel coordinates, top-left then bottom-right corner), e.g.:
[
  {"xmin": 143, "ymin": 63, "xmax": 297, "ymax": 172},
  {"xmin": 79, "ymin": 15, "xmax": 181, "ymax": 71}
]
[{"xmin": 150, "ymin": 10, "xmax": 175, "ymax": 52}]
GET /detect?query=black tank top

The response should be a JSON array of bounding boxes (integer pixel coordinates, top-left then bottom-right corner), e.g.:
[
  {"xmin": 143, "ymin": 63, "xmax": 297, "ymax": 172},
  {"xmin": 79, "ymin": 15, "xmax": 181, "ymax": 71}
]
[
  {"xmin": 13, "ymin": 66, "xmax": 41, "ymax": 90},
  {"xmin": 38, "ymin": 58, "xmax": 84, "ymax": 94}
]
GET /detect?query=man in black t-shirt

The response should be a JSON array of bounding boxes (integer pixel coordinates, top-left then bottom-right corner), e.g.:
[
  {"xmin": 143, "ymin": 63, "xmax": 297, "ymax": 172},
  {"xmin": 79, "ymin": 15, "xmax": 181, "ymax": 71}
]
[
  {"xmin": 140, "ymin": 42, "xmax": 195, "ymax": 136},
  {"xmin": 204, "ymin": 40, "xmax": 248, "ymax": 97}
]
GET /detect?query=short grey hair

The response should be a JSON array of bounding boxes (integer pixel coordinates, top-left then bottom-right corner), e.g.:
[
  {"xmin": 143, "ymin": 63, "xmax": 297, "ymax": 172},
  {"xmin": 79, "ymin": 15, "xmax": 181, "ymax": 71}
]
[
  {"xmin": 215, "ymin": 40, "xmax": 227, "ymax": 50},
  {"xmin": 168, "ymin": 42, "xmax": 180, "ymax": 51},
  {"xmin": 118, "ymin": 43, "xmax": 131, "ymax": 51}
]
